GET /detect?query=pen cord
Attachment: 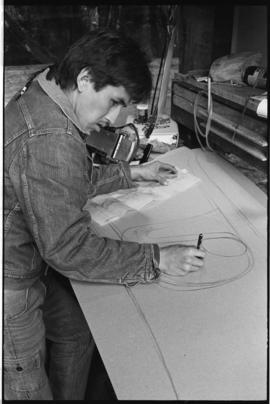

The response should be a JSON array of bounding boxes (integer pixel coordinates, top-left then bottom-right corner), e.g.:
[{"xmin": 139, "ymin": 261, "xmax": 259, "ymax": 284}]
[{"xmin": 125, "ymin": 285, "xmax": 180, "ymax": 400}]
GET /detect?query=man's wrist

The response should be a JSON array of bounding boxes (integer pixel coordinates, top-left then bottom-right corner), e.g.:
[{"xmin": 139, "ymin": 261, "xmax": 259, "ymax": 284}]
[{"xmin": 130, "ymin": 165, "xmax": 144, "ymax": 181}]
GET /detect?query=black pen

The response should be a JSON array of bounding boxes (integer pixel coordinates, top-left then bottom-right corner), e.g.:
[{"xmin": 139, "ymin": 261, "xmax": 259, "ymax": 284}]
[
  {"xmin": 197, "ymin": 233, "xmax": 203, "ymax": 249},
  {"xmin": 139, "ymin": 143, "xmax": 153, "ymax": 164}
]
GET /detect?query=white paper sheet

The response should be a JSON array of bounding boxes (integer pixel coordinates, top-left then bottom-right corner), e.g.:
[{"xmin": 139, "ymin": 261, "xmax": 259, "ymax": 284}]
[{"xmin": 86, "ymin": 168, "xmax": 200, "ymax": 225}]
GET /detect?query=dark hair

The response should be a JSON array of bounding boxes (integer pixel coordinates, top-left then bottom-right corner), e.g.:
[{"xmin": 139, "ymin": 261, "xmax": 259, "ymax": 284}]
[{"xmin": 47, "ymin": 30, "xmax": 152, "ymax": 104}]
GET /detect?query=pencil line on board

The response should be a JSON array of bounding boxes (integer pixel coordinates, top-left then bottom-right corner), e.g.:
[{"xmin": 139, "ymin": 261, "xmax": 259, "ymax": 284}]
[
  {"xmin": 125, "ymin": 285, "xmax": 180, "ymax": 400},
  {"xmin": 158, "ymin": 234, "xmax": 253, "ymax": 291},
  {"xmin": 121, "ymin": 223, "xmax": 253, "ymax": 290},
  {"xmin": 194, "ymin": 152, "xmax": 264, "ymax": 239},
  {"xmin": 98, "ymin": 209, "xmax": 254, "ymax": 290}
]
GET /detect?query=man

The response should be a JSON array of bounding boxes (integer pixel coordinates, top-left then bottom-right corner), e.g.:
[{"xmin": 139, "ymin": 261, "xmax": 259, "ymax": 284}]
[{"xmin": 4, "ymin": 30, "xmax": 205, "ymax": 400}]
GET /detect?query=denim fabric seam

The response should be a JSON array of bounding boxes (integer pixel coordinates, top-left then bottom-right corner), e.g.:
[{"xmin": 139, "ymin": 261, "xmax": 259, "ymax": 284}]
[
  {"xmin": 5, "ymin": 321, "xmax": 18, "ymax": 360},
  {"xmin": 7, "ymin": 137, "xmax": 29, "ymax": 172},
  {"xmin": 29, "ymin": 127, "xmax": 72, "ymax": 137},
  {"xmin": 94, "ymin": 173, "xmax": 127, "ymax": 186},
  {"xmin": 31, "ymin": 245, "xmax": 37, "ymax": 270},
  {"xmin": 3, "ymin": 351, "xmax": 42, "ymax": 365},
  {"xmin": 85, "ymin": 155, "xmax": 96, "ymax": 197},
  {"xmin": 17, "ymin": 96, "xmax": 35, "ymax": 131},
  {"xmin": 4, "ymin": 202, "xmax": 21, "ymax": 234},
  {"xmin": 27, "ymin": 127, "xmax": 84, "ymax": 145},
  {"xmin": 119, "ymin": 161, "xmax": 134, "ymax": 188},
  {"xmin": 86, "ymin": 155, "xmax": 94, "ymax": 183},
  {"xmin": 4, "ymin": 127, "xmax": 28, "ymax": 147},
  {"xmin": 4, "ymin": 266, "xmax": 43, "ymax": 278},
  {"xmin": 118, "ymin": 244, "xmax": 155, "ymax": 286},
  {"xmin": 28, "ymin": 130, "xmax": 84, "ymax": 148},
  {"xmin": 144, "ymin": 244, "xmax": 160, "ymax": 282},
  {"xmin": 150, "ymin": 244, "xmax": 161, "ymax": 281},
  {"xmin": 145, "ymin": 243, "xmax": 155, "ymax": 281},
  {"xmin": 20, "ymin": 144, "xmax": 44, "ymax": 254}
]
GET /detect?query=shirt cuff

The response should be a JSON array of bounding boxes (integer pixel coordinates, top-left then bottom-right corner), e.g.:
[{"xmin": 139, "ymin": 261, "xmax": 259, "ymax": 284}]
[
  {"xmin": 119, "ymin": 161, "xmax": 136, "ymax": 188},
  {"xmin": 119, "ymin": 244, "xmax": 160, "ymax": 286},
  {"xmin": 144, "ymin": 244, "xmax": 160, "ymax": 282}
]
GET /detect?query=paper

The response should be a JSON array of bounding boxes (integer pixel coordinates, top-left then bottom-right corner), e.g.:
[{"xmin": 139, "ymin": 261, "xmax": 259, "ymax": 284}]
[{"xmin": 86, "ymin": 168, "xmax": 200, "ymax": 225}]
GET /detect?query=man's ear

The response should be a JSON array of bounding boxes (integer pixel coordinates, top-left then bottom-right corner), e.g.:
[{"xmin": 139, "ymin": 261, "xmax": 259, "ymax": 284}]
[{"xmin": 77, "ymin": 68, "xmax": 92, "ymax": 92}]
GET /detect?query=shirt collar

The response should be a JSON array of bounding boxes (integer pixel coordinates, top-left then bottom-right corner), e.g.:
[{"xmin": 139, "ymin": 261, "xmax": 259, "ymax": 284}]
[{"xmin": 36, "ymin": 68, "xmax": 88, "ymax": 134}]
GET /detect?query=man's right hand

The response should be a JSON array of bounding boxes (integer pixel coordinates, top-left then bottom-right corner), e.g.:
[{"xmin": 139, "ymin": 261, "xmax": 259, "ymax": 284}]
[{"xmin": 159, "ymin": 244, "xmax": 205, "ymax": 276}]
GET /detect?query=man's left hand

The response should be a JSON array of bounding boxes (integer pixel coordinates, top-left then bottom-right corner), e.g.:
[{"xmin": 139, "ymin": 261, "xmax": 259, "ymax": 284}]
[{"xmin": 130, "ymin": 160, "xmax": 178, "ymax": 185}]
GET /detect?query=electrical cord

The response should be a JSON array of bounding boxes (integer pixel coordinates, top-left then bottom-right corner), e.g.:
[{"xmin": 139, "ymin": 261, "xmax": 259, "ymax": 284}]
[
  {"xmin": 193, "ymin": 75, "xmax": 262, "ymax": 153},
  {"xmin": 193, "ymin": 77, "xmax": 214, "ymax": 151}
]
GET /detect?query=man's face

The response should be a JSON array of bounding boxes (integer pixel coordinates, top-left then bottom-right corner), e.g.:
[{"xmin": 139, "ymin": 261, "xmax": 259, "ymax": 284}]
[{"xmin": 72, "ymin": 70, "xmax": 130, "ymax": 133}]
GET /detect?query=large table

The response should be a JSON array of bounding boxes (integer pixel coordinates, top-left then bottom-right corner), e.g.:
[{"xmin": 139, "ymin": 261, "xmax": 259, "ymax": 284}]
[{"xmin": 71, "ymin": 147, "xmax": 267, "ymax": 400}]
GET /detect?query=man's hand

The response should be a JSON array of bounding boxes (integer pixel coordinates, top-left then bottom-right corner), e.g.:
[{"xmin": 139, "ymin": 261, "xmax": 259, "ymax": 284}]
[
  {"xmin": 130, "ymin": 160, "xmax": 178, "ymax": 185},
  {"xmin": 159, "ymin": 245, "xmax": 205, "ymax": 276}
]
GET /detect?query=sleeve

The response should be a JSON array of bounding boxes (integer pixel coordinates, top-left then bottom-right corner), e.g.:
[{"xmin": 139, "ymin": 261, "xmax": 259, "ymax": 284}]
[
  {"xmin": 87, "ymin": 154, "xmax": 135, "ymax": 197},
  {"xmin": 11, "ymin": 132, "xmax": 160, "ymax": 286}
]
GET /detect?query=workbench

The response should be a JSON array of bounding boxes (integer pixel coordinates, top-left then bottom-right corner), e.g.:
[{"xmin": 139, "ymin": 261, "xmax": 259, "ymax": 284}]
[
  {"xmin": 171, "ymin": 73, "xmax": 268, "ymax": 171},
  {"xmin": 71, "ymin": 146, "xmax": 267, "ymax": 400}
]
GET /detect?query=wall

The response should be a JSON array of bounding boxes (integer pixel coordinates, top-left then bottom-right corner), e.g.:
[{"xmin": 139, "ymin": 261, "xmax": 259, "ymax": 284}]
[
  {"xmin": 231, "ymin": 6, "xmax": 267, "ymax": 67},
  {"xmin": 178, "ymin": 5, "xmax": 234, "ymax": 73}
]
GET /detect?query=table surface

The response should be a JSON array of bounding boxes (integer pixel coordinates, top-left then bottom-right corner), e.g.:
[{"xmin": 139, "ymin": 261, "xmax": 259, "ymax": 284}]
[{"xmin": 71, "ymin": 147, "xmax": 267, "ymax": 400}]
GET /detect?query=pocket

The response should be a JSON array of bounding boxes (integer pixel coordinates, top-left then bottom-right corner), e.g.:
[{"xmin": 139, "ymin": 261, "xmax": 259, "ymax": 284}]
[
  {"xmin": 4, "ymin": 288, "xmax": 28, "ymax": 320},
  {"xmin": 4, "ymin": 281, "xmax": 46, "ymax": 321},
  {"xmin": 4, "ymin": 349, "xmax": 47, "ymax": 393}
]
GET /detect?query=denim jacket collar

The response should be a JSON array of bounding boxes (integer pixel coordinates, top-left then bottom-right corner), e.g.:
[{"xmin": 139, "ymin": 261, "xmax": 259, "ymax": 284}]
[{"xmin": 37, "ymin": 68, "xmax": 88, "ymax": 135}]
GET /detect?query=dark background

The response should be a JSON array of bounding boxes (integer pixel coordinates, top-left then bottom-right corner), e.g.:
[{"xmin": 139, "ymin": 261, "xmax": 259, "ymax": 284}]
[
  {"xmin": 4, "ymin": 4, "xmax": 181, "ymax": 66},
  {"xmin": 4, "ymin": 3, "xmax": 267, "ymax": 74}
]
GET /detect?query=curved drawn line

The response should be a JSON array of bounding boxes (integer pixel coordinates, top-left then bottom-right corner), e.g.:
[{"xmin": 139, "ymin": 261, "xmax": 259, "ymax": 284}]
[
  {"xmin": 200, "ymin": 235, "xmax": 248, "ymax": 257},
  {"xmin": 158, "ymin": 238, "xmax": 253, "ymax": 291},
  {"xmin": 120, "ymin": 209, "xmax": 218, "ymax": 241},
  {"xmin": 193, "ymin": 152, "xmax": 263, "ymax": 238},
  {"xmin": 125, "ymin": 286, "xmax": 180, "ymax": 399},
  {"xmin": 121, "ymin": 224, "xmax": 254, "ymax": 290}
]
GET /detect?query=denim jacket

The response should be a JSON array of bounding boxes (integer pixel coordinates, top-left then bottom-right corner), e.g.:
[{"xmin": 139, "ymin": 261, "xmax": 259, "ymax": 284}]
[{"xmin": 4, "ymin": 69, "xmax": 160, "ymax": 290}]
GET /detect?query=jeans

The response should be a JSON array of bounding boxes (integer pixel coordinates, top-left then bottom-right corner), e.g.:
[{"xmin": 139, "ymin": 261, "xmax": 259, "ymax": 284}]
[{"xmin": 4, "ymin": 268, "xmax": 94, "ymax": 400}]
